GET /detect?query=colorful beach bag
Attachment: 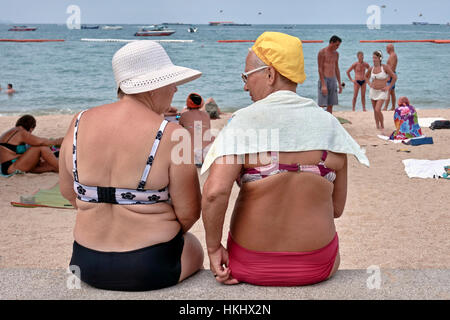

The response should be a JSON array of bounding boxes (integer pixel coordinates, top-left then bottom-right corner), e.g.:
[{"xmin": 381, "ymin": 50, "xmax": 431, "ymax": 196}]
[{"xmin": 389, "ymin": 104, "xmax": 423, "ymax": 140}]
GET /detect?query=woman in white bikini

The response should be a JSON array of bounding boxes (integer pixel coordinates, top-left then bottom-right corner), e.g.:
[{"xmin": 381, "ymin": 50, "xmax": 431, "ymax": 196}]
[{"xmin": 365, "ymin": 50, "xmax": 397, "ymax": 130}]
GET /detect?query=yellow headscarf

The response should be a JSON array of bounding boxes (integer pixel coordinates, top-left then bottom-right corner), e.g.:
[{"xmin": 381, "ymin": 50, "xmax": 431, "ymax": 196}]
[{"xmin": 252, "ymin": 31, "xmax": 306, "ymax": 84}]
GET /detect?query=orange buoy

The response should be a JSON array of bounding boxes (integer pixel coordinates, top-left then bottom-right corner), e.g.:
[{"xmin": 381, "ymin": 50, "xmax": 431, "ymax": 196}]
[
  {"xmin": 434, "ymin": 39, "xmax": 450, "ymax": 43},
  {"xmin": 218, "ymin": 39, "xmax": 323, "ymax": 43},
  {"xmin": 0, "ymin": 39, "xmax": 65, "ymax": 42},
  {"xmin": 360, "ymin": 39, "xmax": 449, "ymax": 43},
  {"xmin": 217, "ymin": 40, "xmax": 255, "ymax": 43}
]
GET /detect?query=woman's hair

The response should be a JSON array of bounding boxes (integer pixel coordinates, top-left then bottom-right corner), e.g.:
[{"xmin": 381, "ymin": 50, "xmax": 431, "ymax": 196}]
[
  {"xmin": 398, "ymin": 96, "xmax": 410, "ymax": 106},
  {"xmin": 16, "ymin": 115, "xmax": 36, "ymax": 131},
  {"xmin": 373, "ymin": 50, "xmax": 383, "ymax": 61},
  {"xmin": 117, "ymin": 88, "xmax": 125, "ymax": 99}
]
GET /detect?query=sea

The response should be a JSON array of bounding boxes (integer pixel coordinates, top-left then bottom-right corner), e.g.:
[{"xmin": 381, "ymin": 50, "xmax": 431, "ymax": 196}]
[{"xmin": 0, "ymin": 24, "xmax": 449, "ymax": 116}]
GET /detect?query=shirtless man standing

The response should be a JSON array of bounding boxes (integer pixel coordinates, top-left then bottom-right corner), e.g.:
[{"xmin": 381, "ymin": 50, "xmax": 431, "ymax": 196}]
[
  {"xmin": 346, "ymin": 51, "xmax": 370, "ymax": 111},
  {"xmin": 383, "ymin": 44, "xmax": 398, "ymax": 111},
  {"xmin": 317, "ymin": 35, "xmax": 342, "ymax": 114}
]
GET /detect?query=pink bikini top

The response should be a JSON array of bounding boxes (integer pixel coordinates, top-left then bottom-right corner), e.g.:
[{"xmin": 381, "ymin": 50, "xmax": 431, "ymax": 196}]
[{"xmin": 237, "ymin": 151, "xmax": 336, "ymax": 186}]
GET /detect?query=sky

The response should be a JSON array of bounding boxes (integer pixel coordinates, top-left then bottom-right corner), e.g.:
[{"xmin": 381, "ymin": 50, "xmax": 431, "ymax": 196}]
[{"xmin": 1, "ymin": 0, "xmax": 449, "ymax": 24}]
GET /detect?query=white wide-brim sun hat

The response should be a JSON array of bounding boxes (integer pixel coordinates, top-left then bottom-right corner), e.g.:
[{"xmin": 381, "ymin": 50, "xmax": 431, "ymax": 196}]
[{"xmin": 112, "ymin": 40, "xmax": 202, "ymax": 94}]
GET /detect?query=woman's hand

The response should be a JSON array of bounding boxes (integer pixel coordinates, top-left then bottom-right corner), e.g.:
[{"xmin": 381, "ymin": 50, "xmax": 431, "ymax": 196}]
[{"xmin": 208, "ymin": 245, "xmax": 239, "ymax": 285}]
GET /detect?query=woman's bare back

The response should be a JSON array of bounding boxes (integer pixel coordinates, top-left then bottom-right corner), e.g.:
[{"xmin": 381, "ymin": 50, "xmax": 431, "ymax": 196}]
[{"xmin": 230, "ymin": 150, "xmax": 347, "ymax": 252}]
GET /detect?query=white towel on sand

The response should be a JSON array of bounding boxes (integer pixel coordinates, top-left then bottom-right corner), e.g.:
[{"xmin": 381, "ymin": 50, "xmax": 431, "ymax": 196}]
[
  {"xmin": 402, "ymin": 159, "xmax": 450, "ymax": 178},
  {"xmin": 418, "ymin": 117, "xmax": 446, "ymax": 128},
  {"xmin": 201, "ymin": 90, "xmax": 369, "ymax": 174}
]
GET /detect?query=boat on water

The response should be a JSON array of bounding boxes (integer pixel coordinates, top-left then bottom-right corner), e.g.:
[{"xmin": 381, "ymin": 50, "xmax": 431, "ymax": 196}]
[
  {"xmin": 209, "ymin": 21, "xmax": 251, "ymax": 26},
  {"xmin": 162, "ymin": 22, "xmax": 187, "ymax": 25},
  {"xmin": 102, "ymin": 25, "xmax": 123, "ymax": 30},
  {"xmin": 412, "ymin": 22, "xmax": 439, "ymax": 25},
  {"xmin": 135, "ymin": 25, "xmax": 175, "ymax": 36},
  {"xmin": 187, "ymin": 26, "xmax": 198, "ymax": 33},
  {"xmin": 8, "ymin": 26, "xmax": 37, "ymax": 31},
  {"xmin": 81, "ymin": 25, "xmax": 100, "ymax": 29}
]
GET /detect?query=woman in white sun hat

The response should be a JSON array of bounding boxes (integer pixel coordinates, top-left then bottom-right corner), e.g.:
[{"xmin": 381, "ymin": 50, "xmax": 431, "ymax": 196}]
[{"xmin": 59, "ymin": 40, "xmax": 204, "ymax": 291}]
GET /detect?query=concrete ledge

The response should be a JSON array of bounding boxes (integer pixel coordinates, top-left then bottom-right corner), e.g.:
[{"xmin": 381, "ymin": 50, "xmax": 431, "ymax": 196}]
[{"xmin": 1, "ymin": 268, "xmax": 449, "ymax": 300}]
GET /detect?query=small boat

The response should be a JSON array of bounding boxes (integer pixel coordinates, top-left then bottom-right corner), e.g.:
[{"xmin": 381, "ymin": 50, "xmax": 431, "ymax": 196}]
[
  {"xmin": 187, "ymin": 26, "xmax": 198, "ymax": 33},
  {"xmin": 8, "ymin": 26, "xmax": 37, "ymax": 31},
  {"xmin": 81, "ymin": 25, "xmax": 100, "ymax": 29},
  {"xmin": 102, "ymin": 25, "xmax": 123, "ymax": 30},
  {"xmin": 135, "ymin": 25, "xmax": 175, "ymax": 37},
  {"xmin": 412, "ymin": 22, "xmax": 429, "ymax": 25},
  {"xmin": 209, "ymin": 21, "xmax": 251, "ymax": 26}
]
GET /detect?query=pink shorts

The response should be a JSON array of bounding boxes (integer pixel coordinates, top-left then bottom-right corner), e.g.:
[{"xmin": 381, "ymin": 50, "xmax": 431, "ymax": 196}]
[{"xmin": 227, "ymin": 232, "xmax": 339, "ymax": 286}]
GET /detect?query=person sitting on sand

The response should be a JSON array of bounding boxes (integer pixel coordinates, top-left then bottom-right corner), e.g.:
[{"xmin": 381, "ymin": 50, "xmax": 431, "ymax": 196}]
[
  {"xmin": 0, "ymin": 115, "xmax": 63, "ymax": 176},
  {"xmin": 179, "ymin": 93, "xmax": 214, "ymax": 166},
  {"xmin": 202, "ymin": 97, "xmax": 222, "ymax": 119},
  {"xmin": 180, "ymin": 97, "xmax": 223, "ymax": 119},
  {"xmin": 389, "ymin": 96, "xmax": 423, "ymax": 140},
  {"xmin": 201, "ymin": 31, "xmax": 369, "ymax": 287},
  {"xmin": 346, "ymin": 51, "xmax": 370, "ymax": 112},
  {"xmin": 6, "ymin": 84, "xmax": 16, "ymax": 95},
  {"xmin": 59, "ymin": 40, "xmax": 204, "ymax": 291},
  {"xmin": 365, "ymin": 50, "xmax": 397, "ymax": 130}
]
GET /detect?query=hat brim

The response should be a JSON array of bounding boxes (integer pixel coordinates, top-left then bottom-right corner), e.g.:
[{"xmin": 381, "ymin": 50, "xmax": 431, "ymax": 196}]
[{"xmin": 119, "ymin": 65, "xmax": 202, "ymax": 94}]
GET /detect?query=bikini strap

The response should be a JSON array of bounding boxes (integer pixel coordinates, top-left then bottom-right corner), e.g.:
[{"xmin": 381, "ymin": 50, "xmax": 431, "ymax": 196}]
[
  {"xmin": 321, "ymin": 150, "xmax": 328, "ymax": 162},
  {"xmin": 137, "ymin": 120, "xmax": 169, "ymax": 191},
  {"xmin": 72, "ymin": 110, "xmax": 87, "ymax": 182},
  {"xmin": 5, "ymin": 130, "xmax": 19, "ymax": 143}
]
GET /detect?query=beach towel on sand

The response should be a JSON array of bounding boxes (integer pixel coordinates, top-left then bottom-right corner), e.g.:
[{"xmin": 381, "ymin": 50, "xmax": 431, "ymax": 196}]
[
  {"xmin": 402, "ymin": 159, "xmax": 450, "ymax": 179},
  {"xmin": 11, "ymin": 183, "xmax": 74, "ymax": 209},
  {"xmin": 201, "ymin": 90, "xmax": 369, "ymax": 174}
]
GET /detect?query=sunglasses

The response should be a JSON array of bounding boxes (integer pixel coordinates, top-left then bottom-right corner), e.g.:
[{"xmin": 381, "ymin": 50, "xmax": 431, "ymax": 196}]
[{"xmin": 241, "ymin": 66, "xmax": 269, "ymax": 83}]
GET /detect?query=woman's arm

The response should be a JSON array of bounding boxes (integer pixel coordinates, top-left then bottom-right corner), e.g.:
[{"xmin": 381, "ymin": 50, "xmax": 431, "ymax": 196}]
[
  {"xmin": 332, "ymin": 154, "xmax": 347, "ymax": 218},
  {"xmin": 58, "ymin": 115, "xmax": 78, "ymax": 208},
  {"xmin": 169, "ymin": 161, "xmax": 201, "ymax": 233},
  {"xmin": 21, "ymin": 130, "xmax": 63, "ymax": 147},
  {"xmin": 365, "ymin": 67, "xmax": 372, "ymax": 87},
  {"xmin": 168, "ymin": 125, "xmax": 201, "ymax": 233},
  {"xmin": 202, "ymin": 155, "xmax": 241, "ymax": 284}
]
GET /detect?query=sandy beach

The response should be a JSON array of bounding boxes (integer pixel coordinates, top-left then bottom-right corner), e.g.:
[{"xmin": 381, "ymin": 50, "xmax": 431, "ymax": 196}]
[{"xmin": 0, "ymin": 108, "xmax": 449, "ymax": 275}]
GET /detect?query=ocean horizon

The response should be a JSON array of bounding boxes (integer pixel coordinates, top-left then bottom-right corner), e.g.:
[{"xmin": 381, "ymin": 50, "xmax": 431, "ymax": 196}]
[{"xmin": 1, "ymin": 23, "xmax": 449, "ymax": 115}]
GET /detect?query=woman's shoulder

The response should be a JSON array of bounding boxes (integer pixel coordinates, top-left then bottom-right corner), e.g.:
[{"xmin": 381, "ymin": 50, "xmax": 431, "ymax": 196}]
[{"xmin": 163, "ymin": 120, "xmax": 188, "ymax": 137}]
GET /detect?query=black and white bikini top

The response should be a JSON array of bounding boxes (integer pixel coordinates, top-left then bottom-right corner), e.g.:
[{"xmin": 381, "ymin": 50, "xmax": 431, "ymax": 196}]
[{"xmin": 72, "ymin": 110, "xmax": 170, "ymax": 205}]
